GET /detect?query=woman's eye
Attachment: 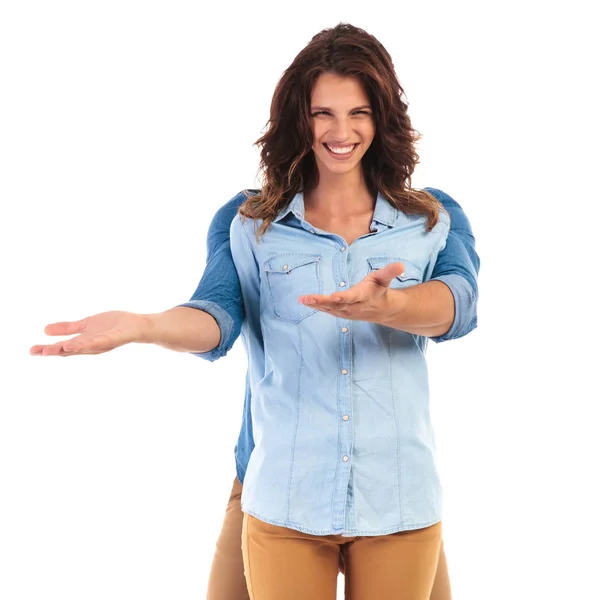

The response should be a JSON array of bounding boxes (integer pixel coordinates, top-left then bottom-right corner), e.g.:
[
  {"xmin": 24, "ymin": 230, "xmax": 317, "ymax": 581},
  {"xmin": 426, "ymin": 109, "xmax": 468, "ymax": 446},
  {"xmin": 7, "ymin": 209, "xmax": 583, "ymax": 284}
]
[{"xmin": 311, "ymin": 110, "xmax": 371, "ymax": 117}]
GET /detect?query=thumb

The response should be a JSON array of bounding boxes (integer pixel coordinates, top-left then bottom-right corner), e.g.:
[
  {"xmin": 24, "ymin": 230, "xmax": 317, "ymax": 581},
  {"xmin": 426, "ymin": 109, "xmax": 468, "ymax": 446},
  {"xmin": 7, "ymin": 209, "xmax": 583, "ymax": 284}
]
[{"xmin": 370, "ymin": 262, "xmax": 405, "ymax": 287}]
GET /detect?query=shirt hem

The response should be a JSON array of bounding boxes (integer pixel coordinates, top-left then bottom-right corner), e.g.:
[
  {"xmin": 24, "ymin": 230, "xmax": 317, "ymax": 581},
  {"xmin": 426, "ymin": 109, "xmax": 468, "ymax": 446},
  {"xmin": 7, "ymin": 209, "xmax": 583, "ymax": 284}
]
[{"xmin": 241, "ymin": 507, "xmax": 442, "ymax": 537}]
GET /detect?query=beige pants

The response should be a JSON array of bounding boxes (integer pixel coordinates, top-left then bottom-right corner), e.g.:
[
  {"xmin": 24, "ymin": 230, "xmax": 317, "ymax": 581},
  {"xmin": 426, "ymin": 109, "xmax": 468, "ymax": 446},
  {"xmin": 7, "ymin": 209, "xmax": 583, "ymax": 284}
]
[{"xmin": 207, "ymin": 477, "xmax": 453, "ymax": 600}]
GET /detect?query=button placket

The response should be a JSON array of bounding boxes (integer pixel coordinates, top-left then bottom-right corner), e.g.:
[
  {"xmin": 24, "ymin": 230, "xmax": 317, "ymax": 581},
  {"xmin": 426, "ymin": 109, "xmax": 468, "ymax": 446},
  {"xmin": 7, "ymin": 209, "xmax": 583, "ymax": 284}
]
[{"xmin": 332, "ymin": 233, "xmax": 352, "ymax": 518}]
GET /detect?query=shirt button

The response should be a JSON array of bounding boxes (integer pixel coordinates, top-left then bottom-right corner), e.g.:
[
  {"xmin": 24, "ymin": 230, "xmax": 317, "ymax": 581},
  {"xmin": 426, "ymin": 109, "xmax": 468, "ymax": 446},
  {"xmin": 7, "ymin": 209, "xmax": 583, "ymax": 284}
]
[
  {"xmin": 340, "ymin": 246, "xmax": 346, "ymax": 252},
  {"xmin": 341, "ymin": 327, "xmax": 348, "ymax": 333},
  {"xmin": 283, "ymin": 264, "xmax": 288, "ymax": 270},
  {"xmin": 341, "ymin": 369, "xmax": 348, "ymax": 375},
  {"xmin": 340, "ymin": 281, "xmax": 346, "ymax": 287},
  {"xmin": 310, "ymin": 229, "xmax": 316, "ymax": 234},
  {"xmin": 342, "ymin": 415, "xmax": 349, "ymax": 421},
  {"xmin": 342, "ymin": 456, "xmax": 349, "ymax": 462}
]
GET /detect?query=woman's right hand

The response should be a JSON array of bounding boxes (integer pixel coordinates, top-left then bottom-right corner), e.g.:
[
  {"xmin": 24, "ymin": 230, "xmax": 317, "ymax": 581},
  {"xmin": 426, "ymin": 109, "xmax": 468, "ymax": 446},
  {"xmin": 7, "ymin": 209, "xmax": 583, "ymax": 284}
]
[{"xmin": 29, "ymin": 311, "xmax": 155, "ymax": 357}]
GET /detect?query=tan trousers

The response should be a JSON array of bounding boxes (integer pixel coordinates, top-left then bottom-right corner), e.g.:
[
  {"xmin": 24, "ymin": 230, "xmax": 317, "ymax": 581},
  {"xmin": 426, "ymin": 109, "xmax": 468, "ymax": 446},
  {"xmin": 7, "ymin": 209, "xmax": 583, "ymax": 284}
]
[{"xmin": 207, "ymin": 477, "xmax": 453, "ymax": 600}]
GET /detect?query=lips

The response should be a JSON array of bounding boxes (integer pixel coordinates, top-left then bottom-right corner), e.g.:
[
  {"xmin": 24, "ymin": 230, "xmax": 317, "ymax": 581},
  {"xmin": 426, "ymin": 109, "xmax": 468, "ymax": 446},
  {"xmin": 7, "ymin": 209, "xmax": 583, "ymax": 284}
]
[{"xmin": 323, "ymin": 143, "xmax": 358, "ymax": 159}]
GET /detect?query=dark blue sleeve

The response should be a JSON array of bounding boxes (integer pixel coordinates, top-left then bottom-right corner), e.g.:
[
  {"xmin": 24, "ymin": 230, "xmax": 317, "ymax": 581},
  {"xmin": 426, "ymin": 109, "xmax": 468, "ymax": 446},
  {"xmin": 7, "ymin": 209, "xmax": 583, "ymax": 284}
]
[
  {"xmin": 176, "ymin": 191, "xmax": 249, "ymax": 361},
  {"xmin": 425, "ymin": 188, "xmax": 480, "ymax": 342}
]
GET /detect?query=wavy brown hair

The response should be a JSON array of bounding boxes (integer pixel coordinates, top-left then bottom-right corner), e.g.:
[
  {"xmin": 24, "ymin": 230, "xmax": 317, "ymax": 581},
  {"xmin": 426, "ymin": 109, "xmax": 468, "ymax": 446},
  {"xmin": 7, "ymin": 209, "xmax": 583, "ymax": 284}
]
[{"xmin": 240, "ymin": 23, "xmax": 443, "ymax": 238}]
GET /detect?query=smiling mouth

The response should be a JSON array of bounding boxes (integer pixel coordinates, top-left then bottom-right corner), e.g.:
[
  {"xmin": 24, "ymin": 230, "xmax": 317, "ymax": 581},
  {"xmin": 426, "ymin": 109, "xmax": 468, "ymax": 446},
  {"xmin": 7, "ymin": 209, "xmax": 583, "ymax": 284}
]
[{"xmin": 323, "ymin": 143, "xmax": 359, "ymax": 158}]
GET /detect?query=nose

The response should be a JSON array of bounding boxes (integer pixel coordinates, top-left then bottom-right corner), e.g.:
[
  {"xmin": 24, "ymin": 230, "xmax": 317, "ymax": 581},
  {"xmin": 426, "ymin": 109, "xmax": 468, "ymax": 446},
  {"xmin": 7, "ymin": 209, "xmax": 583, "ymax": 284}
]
[{"xmin": 330, "ymin": 117, "xmax": 352, "ymax": 142}]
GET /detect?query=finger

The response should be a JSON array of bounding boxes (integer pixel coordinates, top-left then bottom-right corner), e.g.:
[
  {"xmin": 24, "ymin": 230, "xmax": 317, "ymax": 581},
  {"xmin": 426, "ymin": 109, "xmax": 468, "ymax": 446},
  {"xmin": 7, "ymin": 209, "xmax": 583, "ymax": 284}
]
[
  {"xmin": 60, "ymin": 348, "xmax": 104, "ymax": 357},
  {"xmin": 29, "ymin": 345, "xmax": 75, "ymax": 356},
  {"xmin": 58, "ymin": 344, "xmax": 107, "ymax": 357},
  {"xmin": 62, "ymin": 335, "xmax": 108, "ymax": 354},
  {"xmin": 299, "ymin": 291, "xmax": 360, "ymax": 306},
  {"xmin": 67, "ymin": 332, "xmax": 123, "ymax": 354},
  {"xmin": 370, "ymin": 262, "xmax": 405, "ymax": 287},
  {"xmin": 34, "ymin": 333, "xmax": 109, "ymax": 356},
  {"xmin": 44, "ymin": 319, "xmax": 88, "ymax": 337},
  {"xmin": 298, "ymin": 294, "xmax": 329, "ymax": 305},
  {"xmin": 39, "ymin": 342, "xmax": 71, "ymax": 356},
  {"xmin": 302, "ymin": 299, "xmax": 339, "ymax": 310},
  {"xmin": 328, "ymin": 290, "xmax": 363, "ymax": 304}
]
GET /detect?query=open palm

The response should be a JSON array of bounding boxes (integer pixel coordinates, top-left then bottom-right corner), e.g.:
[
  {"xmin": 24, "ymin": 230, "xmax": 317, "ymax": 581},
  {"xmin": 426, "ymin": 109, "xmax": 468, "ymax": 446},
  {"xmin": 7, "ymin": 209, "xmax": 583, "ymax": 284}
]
[
  {"xmin": 29, "ymin": 311, "xmax": 151, "ymax": 357},
  {"xmin": 298, "ymin": 261, "xmax": 405, "ymax": 322}
]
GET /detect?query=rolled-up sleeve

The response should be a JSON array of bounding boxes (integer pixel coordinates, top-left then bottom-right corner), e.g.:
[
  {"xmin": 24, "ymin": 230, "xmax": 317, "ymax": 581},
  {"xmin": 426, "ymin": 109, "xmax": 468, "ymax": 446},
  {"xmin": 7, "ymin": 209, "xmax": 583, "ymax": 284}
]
[
  {"xmin": 176, "ymin": 192, "xmax": 247, "ymax": 362},
  {"xmin": 426, "ymin": 188, "xmax": 480, "ymax": 343}
]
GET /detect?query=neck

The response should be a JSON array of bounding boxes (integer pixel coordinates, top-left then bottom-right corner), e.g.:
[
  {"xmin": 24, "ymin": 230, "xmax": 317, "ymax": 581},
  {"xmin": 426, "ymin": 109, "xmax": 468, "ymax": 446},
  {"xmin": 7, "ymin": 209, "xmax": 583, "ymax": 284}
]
[{"xmin": 305, "ymin": 166, "xmax": 374, "ymax": 217}]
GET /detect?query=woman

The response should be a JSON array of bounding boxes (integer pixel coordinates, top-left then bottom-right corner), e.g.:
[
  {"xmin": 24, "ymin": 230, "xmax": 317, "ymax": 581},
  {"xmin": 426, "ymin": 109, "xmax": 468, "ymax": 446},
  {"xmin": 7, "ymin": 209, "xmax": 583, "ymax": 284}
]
[
  {"xmin": 191, "ymin": 179, "xmax": 478, "ymax": 600},
  {"xmin": 31, "ymin": 23, "xmax": 480, "ymax": 600},
  {"xmin": 227, "ymin": 23, "xmax": 458, "ymax": 600}
]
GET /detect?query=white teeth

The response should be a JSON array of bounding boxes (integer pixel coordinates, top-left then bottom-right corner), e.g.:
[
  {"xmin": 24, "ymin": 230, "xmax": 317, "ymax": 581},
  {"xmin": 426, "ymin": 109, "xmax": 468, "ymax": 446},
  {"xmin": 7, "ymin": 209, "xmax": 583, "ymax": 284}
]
[{"xmin": 326, "ymin": 144, "xmax": 356, "ymax": 155}]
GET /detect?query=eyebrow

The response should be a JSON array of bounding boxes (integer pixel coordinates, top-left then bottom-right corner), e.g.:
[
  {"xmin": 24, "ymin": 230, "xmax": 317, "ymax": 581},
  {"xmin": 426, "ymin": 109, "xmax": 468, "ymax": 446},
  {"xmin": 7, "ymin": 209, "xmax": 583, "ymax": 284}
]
[{"xmin": 311, "ymin": 104, "xmax": 372, "ymax": 112}]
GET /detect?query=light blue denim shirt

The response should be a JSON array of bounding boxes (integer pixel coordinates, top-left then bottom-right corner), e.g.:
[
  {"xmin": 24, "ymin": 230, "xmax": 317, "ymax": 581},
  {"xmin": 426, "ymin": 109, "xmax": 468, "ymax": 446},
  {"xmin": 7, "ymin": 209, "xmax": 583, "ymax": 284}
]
[
  {"xmin": 179, "ymin": 188, "xmax": 480, "ymax": 490},
  {"xmin": 228, "ymin": 191, "xmax": 449, "ymax": 536}
]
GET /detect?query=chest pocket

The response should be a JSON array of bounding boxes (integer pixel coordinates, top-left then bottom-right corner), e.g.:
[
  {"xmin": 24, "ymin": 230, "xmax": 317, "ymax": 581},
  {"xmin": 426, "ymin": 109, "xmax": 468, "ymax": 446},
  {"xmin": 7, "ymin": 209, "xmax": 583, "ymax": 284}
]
[
  {"xmin": 264, "ymin": 254, "xmax": 323, "ymax": 323},
  {"xmin": 367, "ymin": 257, "xmax": 423, "ymax": 289}
]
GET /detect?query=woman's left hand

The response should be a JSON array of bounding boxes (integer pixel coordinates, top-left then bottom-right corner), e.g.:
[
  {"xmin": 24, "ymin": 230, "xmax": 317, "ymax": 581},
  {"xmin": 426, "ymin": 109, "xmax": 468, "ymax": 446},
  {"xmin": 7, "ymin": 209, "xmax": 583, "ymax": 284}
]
[{"xmin": 298, "ymin": 261, "xmax": 405, "ymax": 323}]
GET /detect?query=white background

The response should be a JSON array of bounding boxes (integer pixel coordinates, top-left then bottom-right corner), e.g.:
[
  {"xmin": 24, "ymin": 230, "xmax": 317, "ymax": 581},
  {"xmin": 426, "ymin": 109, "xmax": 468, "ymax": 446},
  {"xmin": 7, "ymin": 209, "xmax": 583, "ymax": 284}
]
[{"xmin": 1, "ymin": 1, "xmax": 598, "ymax": 599}]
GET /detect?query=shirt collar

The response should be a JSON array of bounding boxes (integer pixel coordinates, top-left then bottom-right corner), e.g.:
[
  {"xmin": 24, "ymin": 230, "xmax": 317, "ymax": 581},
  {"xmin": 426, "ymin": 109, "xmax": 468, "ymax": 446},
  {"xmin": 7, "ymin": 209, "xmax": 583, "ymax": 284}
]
[
  {"xmin": 273, "ymin": 191, "xmax": 397, "ymax": 227},
  {"xmin": 273, "ymin": 192, "xmax": 305, "ymax": 223}
]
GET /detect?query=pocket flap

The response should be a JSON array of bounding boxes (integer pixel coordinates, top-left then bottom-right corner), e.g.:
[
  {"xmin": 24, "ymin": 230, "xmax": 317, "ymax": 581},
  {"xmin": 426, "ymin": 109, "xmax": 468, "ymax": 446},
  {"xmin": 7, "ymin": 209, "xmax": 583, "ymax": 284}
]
[
  {"xmin": 264, "ymin": 254, "xmax": 321, "ymax": 274},
  {"xmin": 367, "ymin": 257, "xmax": 422, "ymax": 283}
]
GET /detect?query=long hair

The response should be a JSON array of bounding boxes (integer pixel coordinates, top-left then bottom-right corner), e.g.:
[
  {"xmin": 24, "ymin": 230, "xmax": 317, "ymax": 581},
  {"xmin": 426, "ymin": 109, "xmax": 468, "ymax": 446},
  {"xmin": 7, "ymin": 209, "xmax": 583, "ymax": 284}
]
[{"xmin": 240, "ymin": 23, "xmax": 442, "ymax": 237}]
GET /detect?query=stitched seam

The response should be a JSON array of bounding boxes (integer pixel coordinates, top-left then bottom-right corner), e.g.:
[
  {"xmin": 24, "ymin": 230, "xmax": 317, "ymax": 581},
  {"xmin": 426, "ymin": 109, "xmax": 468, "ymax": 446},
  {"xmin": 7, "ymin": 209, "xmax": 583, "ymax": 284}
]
[
  {"xmin": 240, "ymin": 216, "xmax": 261, "ymax": 274},
  {"xmin": 387, "ymin": 325, "xmax": 403, "ymax": 524},
  {"xmin": 263, "ymin": 252, "xmax": 321, "ymax": 270},
  {"xmin": 285, "ymin": 324, "xmax": 302, "ymax": 523},
  {"xmin": 424, "ymin": 221, "xmax": 450, "ymax": 280},
  {"xmin": 347, "ymin": 318, "xmax": 355, "ymax": 532}
]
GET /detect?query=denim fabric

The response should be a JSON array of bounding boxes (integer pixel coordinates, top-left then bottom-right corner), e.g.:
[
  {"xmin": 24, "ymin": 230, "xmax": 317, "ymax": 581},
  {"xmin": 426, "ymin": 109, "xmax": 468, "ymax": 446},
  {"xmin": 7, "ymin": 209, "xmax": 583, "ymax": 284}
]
[
  {"xmin": 179, "ymin": 188, "xmax": 479, "ymax": 491},
  {"xmin": 228, "ymin": 192, "xmax": 449, "ymax": 535}
]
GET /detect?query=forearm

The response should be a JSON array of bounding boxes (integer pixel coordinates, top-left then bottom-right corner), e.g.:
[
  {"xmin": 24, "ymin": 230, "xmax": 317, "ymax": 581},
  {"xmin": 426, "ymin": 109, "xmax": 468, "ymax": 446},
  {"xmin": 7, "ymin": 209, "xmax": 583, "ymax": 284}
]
[
  {"xmin": 380, "ymin": 280, "xmax": 455, "ymax": 337},
  {"xmin": 142, "ymin": 307, "xmax": 221, "ymax": 353}
]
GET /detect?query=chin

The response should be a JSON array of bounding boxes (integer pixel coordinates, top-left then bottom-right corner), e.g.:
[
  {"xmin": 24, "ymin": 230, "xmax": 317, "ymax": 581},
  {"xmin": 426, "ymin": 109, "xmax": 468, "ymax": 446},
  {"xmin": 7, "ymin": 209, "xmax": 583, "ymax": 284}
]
[
  {"xmin": 316, "ymin": 151, "xmax": 363, "ymax": 176},
  {"xmin": 327, "ymin": 163, "xmax": 360, "ymax": 176}
]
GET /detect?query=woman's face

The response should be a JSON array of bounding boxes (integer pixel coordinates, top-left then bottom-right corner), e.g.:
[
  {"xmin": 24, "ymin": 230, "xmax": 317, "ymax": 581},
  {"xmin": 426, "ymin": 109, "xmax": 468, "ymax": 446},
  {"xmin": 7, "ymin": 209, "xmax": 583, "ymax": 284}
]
[{"xmin": 310, "ymin": 72, "xmax": 375, "ymax": 178}]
